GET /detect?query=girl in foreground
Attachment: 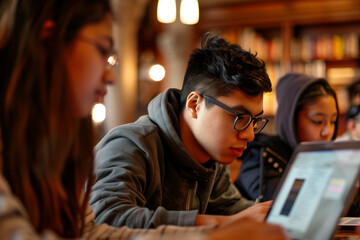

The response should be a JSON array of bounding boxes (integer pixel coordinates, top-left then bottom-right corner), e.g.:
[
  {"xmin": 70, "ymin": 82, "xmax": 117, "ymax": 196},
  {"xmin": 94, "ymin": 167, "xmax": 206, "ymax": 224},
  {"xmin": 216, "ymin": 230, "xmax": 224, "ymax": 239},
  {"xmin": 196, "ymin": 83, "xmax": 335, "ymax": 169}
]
[{"xmin": 0, "ymin": 0, "xmax": 287, "ymax": 239}]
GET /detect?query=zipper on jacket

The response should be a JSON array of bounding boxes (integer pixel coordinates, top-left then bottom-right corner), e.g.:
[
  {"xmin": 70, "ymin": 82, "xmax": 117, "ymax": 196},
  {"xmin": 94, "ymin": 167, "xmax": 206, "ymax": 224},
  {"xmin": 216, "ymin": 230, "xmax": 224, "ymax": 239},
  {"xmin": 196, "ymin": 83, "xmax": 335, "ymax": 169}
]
[{"xmin": 185, "ymin": 181, "xmax": 198, "ymax": 210}]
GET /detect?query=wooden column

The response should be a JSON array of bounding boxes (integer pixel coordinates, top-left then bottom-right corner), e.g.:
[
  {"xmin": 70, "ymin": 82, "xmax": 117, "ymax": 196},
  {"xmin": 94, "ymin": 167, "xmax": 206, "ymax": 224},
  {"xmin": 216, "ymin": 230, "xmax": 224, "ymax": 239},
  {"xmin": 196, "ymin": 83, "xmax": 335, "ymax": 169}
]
[
  {"xmin": 104, "ymin": 0, "xmax": 149, "ymax": 132},
  {"xmin": 157, "ymin": 0, "xmax": 196, "ymax": 90}
]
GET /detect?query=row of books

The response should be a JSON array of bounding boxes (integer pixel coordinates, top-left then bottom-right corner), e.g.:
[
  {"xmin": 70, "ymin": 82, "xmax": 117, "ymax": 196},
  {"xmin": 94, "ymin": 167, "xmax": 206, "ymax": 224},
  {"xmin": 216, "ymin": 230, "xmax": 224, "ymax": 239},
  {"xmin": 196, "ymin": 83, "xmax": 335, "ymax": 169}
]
[
  {"xmin": 291, "ymin": 33, "xmax": 359, "ymax": 61},
  {"xmin": 223, "ymin": 27, "xmax": 360, "ymax": 62},
  {"xmin": 237, "ymin": 28, "xmax": 283, "ymax": 62},
  {"xmin": 266, "ymin": 61, "xmax": 326, "ymax": 85},
  {"xmin": 264, "ymin": 60, "xmax": 360, "ymax": 114}
]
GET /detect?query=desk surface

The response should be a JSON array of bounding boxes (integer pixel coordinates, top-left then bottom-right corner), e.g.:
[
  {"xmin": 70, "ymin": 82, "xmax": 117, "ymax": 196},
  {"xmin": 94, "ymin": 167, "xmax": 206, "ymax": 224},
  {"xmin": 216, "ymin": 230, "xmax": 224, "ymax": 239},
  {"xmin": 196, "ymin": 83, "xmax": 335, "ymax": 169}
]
[{"xmin": 335, "ymin": 229, "xmax": 360, "ymax": 240}]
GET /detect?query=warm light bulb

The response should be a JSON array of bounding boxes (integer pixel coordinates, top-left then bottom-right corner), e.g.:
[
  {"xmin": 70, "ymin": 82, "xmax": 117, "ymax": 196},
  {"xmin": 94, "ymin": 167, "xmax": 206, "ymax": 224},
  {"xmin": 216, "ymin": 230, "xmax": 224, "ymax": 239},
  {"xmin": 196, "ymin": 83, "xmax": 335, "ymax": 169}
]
[
  {"xmin": 157, "ymin": 0, "xmax": 176, "ymax": 24},
  {"xmin": 180, "ymin": 0, "xmax": 199, "ymax": 25},
  {"xmin": 92, "ymin": 103, "xmax": 106, "ymax": 123},
  {"xmin": 149, "ymin": 64, "xmax": 165, "ymax": 82}
]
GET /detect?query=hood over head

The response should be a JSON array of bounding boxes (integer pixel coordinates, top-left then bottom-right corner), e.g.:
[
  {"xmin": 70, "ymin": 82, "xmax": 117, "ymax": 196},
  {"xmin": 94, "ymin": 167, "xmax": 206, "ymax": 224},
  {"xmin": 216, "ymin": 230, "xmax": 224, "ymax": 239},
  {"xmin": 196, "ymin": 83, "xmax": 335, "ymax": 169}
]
[{"xmin": 275, "ymin": 73, "xmax": 338, "ymax": 149}]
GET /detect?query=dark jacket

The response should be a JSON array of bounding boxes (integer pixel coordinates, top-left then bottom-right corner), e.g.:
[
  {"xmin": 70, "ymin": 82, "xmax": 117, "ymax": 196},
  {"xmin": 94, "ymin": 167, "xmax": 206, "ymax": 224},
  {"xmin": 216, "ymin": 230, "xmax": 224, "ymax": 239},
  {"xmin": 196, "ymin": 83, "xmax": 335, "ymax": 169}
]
[{"xmin": 235, "ymin": 133, "xmax": 292, "ymax": 201}]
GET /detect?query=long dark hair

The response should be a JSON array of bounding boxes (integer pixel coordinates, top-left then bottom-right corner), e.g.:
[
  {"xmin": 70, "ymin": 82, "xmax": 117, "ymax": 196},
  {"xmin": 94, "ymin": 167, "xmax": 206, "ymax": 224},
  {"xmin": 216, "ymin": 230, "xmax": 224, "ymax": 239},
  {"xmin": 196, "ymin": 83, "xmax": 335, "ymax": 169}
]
[{"xmin": 0, "ymin": 0, "xmax": 112, "ymax": 237}]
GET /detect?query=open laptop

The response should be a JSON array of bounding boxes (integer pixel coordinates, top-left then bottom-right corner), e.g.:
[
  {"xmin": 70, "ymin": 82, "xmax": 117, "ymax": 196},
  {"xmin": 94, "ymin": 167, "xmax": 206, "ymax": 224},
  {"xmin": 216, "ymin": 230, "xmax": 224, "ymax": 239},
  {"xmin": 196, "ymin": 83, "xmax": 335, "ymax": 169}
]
[{"xmin": 265, "ymin": 140, "xmax": 360, "ymax": 240}]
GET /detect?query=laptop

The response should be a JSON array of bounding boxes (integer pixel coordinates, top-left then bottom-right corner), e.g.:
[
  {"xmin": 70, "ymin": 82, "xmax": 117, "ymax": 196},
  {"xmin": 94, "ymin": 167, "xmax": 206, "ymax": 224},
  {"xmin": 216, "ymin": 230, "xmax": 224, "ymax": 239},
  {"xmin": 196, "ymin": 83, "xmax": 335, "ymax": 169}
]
[{"xmin": 265, "ymin": 140, "xmax": 360, "ymax": 240}]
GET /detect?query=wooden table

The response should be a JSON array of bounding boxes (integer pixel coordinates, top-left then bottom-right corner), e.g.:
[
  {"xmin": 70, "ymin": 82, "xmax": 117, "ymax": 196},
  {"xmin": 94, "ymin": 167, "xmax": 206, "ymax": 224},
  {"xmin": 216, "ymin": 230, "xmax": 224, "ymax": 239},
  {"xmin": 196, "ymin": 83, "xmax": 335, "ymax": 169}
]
[{"xmin": 335, "ymin": 229, "xmax": 360, "ymax": 240}]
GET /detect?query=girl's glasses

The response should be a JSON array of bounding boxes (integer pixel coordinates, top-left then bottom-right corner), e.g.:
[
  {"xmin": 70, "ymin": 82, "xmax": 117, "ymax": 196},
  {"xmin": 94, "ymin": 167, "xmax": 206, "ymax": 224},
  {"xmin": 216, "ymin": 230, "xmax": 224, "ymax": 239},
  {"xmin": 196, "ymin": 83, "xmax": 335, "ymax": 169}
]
[{"xmin": 77, "ymin": 36, "xmax": 119, "ymax": 70}]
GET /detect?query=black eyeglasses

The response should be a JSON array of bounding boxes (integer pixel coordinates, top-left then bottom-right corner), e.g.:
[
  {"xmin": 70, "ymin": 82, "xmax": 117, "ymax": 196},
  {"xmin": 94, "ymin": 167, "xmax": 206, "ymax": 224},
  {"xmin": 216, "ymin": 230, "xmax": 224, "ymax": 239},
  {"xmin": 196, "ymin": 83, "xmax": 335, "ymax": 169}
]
[{"xmin": 201, "ymin": 94, "xmax": 269, "ymax": 134}]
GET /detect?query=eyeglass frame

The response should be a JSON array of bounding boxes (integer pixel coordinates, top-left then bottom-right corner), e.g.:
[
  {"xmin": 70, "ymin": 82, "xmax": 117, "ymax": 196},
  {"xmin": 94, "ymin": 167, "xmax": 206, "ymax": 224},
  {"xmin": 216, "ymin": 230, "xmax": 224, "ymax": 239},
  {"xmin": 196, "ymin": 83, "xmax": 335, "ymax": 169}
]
[
  {"xmin": 200, "ymin": 93, "xmax": 269, "ymax": 134},
  {"xmin": 77, "ymin": 36, "xmax": 119, "ymax": 70}
]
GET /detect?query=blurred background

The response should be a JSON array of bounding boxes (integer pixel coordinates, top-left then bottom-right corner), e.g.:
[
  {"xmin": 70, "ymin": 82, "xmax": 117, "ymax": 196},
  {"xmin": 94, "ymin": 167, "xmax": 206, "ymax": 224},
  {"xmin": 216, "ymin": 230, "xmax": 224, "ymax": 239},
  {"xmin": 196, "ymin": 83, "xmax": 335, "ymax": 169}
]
[{"xmin": 93, "ymin": 0, "xmax": 360, "ymax": 140}]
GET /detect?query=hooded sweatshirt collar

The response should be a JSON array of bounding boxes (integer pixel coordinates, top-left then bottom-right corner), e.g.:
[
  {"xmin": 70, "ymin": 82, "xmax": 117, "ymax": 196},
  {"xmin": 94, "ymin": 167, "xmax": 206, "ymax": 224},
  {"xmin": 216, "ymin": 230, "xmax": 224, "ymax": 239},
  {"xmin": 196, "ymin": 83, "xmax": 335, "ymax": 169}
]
[{"xmin": 147, "ymin": 88, "xmax": 215, "ymax": 181}]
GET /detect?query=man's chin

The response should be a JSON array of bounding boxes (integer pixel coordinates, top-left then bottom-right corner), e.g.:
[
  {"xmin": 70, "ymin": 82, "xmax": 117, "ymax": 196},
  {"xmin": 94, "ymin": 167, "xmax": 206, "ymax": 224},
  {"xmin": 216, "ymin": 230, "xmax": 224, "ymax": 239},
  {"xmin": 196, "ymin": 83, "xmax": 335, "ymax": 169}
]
[{"xmin": 216, "ymin": 158, "xmax": 236, "ymax": 165}]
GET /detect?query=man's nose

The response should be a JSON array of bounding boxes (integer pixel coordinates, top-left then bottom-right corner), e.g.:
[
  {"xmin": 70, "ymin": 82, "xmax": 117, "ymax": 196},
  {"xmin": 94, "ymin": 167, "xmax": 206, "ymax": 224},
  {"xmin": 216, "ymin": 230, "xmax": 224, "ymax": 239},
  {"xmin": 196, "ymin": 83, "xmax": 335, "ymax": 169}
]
[{"xmin": 237, "ymin": 123, "xmax": 255, "ymax": 142}]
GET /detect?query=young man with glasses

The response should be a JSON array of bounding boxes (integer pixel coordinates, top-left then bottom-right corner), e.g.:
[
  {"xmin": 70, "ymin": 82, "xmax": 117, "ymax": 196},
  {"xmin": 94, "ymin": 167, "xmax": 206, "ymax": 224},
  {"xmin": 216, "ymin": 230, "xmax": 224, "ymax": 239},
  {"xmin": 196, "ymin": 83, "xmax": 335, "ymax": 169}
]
[{"xmin": 90, "ymin": 33, "xmax": 272, "ymax": 228}]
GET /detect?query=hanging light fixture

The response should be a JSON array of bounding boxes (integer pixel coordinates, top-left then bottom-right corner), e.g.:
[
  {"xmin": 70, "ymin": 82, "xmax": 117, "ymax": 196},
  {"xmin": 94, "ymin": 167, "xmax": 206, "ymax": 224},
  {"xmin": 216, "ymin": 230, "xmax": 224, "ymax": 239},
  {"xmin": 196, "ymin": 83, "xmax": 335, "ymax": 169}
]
[
  {"xmin": 157, "ymin": 0, "xmax": 176, "ymax": 24},
  {"xmin": 149, "ymin": 64, "xmax": 166, "ymax": 82},
  {"xmin": 92, "ymin": 103, "xmax": 106, "ymax": 123},
  {"xmin": 180, "ymin": 0, "xmax": 199, "ymax": 25}
]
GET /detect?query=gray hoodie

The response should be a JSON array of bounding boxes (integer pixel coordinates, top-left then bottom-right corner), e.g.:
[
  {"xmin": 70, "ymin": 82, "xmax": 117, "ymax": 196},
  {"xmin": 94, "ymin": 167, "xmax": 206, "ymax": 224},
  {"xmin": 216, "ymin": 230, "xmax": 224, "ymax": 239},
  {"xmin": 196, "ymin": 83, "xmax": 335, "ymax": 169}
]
[{"xmin": 90, "ymin": 88, "xmax": 253, "ymax": 229}]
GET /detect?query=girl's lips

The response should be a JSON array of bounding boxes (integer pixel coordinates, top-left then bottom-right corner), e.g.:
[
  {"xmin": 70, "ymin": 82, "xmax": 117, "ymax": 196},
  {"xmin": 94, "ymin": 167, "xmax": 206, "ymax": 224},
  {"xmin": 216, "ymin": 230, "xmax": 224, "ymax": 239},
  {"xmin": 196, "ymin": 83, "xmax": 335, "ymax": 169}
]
[{"xmin": 230, "ymin": 147, "xmax": 246, "ymax": 158}]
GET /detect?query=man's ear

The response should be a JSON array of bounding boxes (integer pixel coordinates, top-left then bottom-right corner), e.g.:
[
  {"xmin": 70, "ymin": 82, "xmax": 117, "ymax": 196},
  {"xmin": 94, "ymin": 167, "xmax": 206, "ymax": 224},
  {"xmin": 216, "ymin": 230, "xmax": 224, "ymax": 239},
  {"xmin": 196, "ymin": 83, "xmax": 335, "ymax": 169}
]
[
  {"xmin": 41, "ymin": 20, "xmax": 55, "ymax": 39},
  {"xmin": 185, "ymin": 91, "xmax": 202, "ymax": 119}
]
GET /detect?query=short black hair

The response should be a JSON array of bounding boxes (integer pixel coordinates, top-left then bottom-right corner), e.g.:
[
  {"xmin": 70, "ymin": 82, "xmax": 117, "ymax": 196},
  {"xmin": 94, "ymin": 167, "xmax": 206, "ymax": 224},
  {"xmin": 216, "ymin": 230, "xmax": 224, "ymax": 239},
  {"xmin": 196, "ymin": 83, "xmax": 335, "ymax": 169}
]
[
  {"xmin": 346, "ymin": 104, "xmax": 360, "ymax": 120},
  {"xmin": 348, "ymin": 79, "xmax": 360, "ymax": 105},
  {"xmin": 179, "ymin": 33, "xmax": 272, "ymax": 108}
]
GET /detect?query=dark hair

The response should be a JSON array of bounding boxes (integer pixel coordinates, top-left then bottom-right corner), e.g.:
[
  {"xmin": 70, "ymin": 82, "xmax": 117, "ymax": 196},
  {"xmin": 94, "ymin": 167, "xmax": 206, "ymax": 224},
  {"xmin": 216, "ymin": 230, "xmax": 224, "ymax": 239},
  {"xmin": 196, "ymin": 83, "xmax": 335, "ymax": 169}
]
[
  {"xmin": 346, "ymin": 104, "xmax": 360, "ymax": 120},
  {"xmin": 179, "ymin": 33, "xmax": 272, "ymax": 108},
  {"xmin": 348, "ymin": 79, "xmax": 360, "ymax": 105},
  {"xmin": 295, "ymin": 80, "xmax": 339, "ymax": 139},
  {"xmin": 0, "ymin": 0, "xmax": 112, "ymax": 237}
]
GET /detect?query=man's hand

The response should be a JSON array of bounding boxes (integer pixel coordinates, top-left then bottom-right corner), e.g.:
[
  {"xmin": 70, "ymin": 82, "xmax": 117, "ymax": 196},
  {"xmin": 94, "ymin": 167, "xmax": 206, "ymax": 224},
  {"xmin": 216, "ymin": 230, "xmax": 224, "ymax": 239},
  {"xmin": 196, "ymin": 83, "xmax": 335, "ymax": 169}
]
[
  {"xmin": 228, "ymin": 200, "xmax": 272, "ymax": 223},
  {"xmin": 195, "ymin": 201, "xmax": 272, "ymax": 226}
]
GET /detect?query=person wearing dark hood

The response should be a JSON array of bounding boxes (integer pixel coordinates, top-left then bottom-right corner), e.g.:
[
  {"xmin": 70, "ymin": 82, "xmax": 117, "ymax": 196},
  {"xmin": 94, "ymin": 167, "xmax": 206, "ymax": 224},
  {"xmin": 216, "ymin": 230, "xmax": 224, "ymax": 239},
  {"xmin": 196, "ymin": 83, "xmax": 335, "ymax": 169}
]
[{"xmin": 235, "ymin": 72, "xmax": 339, "ymax": 202}]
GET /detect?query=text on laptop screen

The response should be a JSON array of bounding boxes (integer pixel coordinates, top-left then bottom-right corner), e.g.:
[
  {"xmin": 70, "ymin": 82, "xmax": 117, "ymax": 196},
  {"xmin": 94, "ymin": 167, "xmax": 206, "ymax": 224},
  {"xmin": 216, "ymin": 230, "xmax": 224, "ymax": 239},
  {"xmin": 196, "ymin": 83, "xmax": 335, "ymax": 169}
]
[{"xmin": 266, "ymin": 148, "xmax": 360, "ymax": 240}]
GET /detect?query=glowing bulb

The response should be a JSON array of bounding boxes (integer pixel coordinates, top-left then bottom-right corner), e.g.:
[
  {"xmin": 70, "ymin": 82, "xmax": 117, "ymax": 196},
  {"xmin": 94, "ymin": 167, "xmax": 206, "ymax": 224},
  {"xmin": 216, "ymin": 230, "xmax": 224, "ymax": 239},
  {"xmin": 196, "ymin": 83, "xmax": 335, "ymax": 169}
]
[
  {"xmin": 157, "ymin": 0, "xmax": 176, "ymax": 24},
  {"xmin": 180, "ymin": 0, "xmax": 199, "ymax": 25},
  {"xmin": 149, "ymin": 64, "xmax": 165, "ymax": 82},
  {"xmin": 92, "ymin": 103, "xmax": 106, "ymax": 123}
]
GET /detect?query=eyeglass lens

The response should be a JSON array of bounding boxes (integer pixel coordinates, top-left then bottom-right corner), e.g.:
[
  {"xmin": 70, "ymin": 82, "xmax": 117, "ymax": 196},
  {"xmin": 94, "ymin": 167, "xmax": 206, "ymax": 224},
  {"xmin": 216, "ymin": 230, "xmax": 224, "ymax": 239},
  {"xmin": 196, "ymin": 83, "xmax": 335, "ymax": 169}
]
[
  {"xmin": 234, "ymin": 115, "xmax": 267, "ymax": 134},
  {"xmin": 107, "ymin": 55, "xmax": 118, "ymax": 70},
  {"xmin": 252, "ymin": 118, "xmax": 267, "ymax": 134},
  {"xmin": 201, "ymin": 93, "xmax": 268, "ymax": 134}
]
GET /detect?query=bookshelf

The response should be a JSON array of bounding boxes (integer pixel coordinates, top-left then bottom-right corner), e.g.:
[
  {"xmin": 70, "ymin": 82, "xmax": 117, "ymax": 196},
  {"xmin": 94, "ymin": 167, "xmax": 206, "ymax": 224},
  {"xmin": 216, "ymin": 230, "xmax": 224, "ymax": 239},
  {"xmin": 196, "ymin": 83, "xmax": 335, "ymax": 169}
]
[{"xmin": 198, "ymin": 0, "xmax": 360, "ymax": 119}]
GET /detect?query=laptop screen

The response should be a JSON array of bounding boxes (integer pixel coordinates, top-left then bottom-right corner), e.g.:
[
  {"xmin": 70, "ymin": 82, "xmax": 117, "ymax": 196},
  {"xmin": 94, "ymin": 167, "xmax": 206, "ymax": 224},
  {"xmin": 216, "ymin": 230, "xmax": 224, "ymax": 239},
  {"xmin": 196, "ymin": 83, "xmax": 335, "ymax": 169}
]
[{"xmin": 266, "ymin": 141, "xmax": 360, "ymax": 240}]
